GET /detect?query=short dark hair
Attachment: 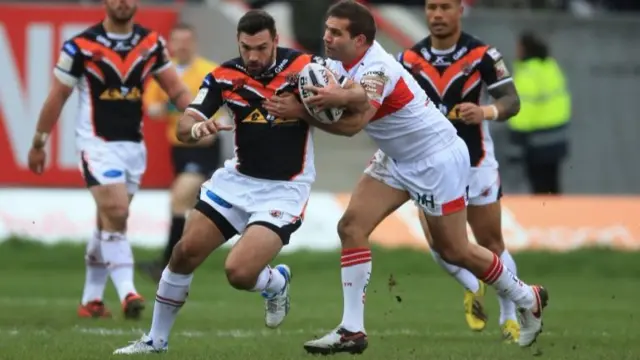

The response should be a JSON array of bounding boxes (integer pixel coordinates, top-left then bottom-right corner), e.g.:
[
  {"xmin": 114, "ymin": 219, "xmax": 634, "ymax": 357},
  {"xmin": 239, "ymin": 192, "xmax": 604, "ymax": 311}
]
[
  {"xmin": 326, "ymin": 0, "xmax": 376, "ymax": 45},
  {"xmin": 237, "ymin": 10, "xmax": 277, "ymax": 38},
  {"xmin": 171, "ymin": 23, "xmax": 196, "ymax": 36}
]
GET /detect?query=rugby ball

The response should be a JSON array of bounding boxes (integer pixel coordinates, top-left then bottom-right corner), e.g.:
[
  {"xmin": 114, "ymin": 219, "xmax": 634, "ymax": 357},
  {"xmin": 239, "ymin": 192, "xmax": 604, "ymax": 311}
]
[{"xmin": 298, "ymin": 62, "xmax": 344, "ymax": 124}]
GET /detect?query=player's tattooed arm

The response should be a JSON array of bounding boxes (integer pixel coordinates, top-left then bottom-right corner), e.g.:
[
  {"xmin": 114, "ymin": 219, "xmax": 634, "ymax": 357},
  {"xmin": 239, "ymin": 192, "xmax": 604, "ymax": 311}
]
[{"xmin": 487, "ymin": 81, "xmax": 521, "ymax": 122}]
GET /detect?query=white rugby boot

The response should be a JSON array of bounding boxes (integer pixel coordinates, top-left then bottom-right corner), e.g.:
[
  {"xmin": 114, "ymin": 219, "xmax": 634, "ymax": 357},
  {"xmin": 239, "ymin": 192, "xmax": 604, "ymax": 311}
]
[
  {"xmin": 262, "ymin": 264, "xmax": 291, "ymax": 329},
  {"xmin": 518, "ymin": 285, "xmax": 549, "ymax": 347},
  {"xmin": 304, "ymin": 327, "xmax": 368, "ymax": 355},
  {"xmin": 113, "ymin": 334, "xmax": 167, "ymax": 355}
]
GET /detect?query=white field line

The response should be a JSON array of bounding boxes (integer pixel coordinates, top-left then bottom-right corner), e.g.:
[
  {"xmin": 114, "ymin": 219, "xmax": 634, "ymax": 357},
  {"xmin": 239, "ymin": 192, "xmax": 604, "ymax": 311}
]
[{"xmin": 0, "ymin": 326, "xmax": 422, "ymax": 338}]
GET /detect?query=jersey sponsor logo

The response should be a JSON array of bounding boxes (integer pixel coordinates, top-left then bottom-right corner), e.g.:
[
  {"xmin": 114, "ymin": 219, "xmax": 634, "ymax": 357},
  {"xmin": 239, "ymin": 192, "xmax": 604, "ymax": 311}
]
[
  {"xmin": 205, "ymin": 190, "xmax": 232, "ymax": 209},
  {"xmin": 192, "ymin": 88, "xmax": 208, "ymax": 105},
  {"xmin": 102, "ymin": 169, "xmax": 124, "ymax": 178},
  {"xmin": 242, "ymin": 108, "xmax": 298, "ymax": 126},
  {"xmin": 360, "ymin": 70, "xmax": 388, "ymax": 103},
  {"xmin": 438, "ymin": 103, "xmax": 462, "ymax": 120},
  {"xmin": 452, "ymin": 46, "xmax": 468, "ymax": 61},
  {"xmin": 56, "ymin": 51, "xmax": 74, "ymax": 72},
  {"xmin": 433, "ymin": 56, "xmax": 451, "ymax": 66},
  {"xmin": 242, "ymin": 109, "xmax": 268, "ymax": 124},
  {"xmin": 494, "ymin": 59, "xmax": 510, "ymax": 79},
  {"xmin": 99, "ymin": 86, "xmax": 141, "ymax": 101},
  {"xmin": 487, "ymin": 47, "xmax": 502, "ymax": 61}
]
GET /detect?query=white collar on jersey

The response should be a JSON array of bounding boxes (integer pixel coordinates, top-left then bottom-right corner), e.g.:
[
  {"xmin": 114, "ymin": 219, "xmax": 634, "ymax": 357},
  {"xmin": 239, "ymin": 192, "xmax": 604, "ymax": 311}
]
[
  {"xmin": 106, "ymin": 32, "xmax": 132, "ymax": 40},
  {"xmin": 430, "ymin": 44, "xmax": 457, "ymax": 55}
]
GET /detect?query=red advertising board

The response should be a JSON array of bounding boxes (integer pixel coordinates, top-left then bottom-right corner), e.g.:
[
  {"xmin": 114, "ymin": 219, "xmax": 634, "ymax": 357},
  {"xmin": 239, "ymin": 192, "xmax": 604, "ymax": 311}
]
[{"xmin": 0, "ymin": 4, "xmax": 178, "ymax": 188}]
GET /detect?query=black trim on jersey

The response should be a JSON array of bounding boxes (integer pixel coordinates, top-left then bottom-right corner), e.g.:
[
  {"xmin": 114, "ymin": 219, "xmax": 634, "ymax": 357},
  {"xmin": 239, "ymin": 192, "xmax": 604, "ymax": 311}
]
[
  {"xmin": 401, "ymin": 32, "xmax": 508, "ymax": 167},
  {"xmin": 65, "ymin": 23, "xmax": 169, "ymax": 142},
  {"xmin": 187, "ymin": 47, "xmax": 323, "ymax": 181}
]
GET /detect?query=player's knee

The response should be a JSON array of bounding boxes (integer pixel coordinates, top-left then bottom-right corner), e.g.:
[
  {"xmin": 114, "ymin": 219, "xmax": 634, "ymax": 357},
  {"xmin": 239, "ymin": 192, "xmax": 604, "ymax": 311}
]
[
  {"xmin": 435, "ymin": 243, "xmax": 468, "ymax": 267},
  {"xmin": 473, "ymin": 224, "xmax": 504, "ymax": 255},
  {"xmin": 99, "ymin": 201, "xmax": 129, "ymax": 228},
  {"xmin": 224, "ymin": 260, "xmax": 256, "ymax": 290},
  {"xmin": 337, "ymin": 215, "xmax": 364, "ymax": 248},
  {"xmin": 169, "ymin": 238, "xmax": 201, "ymax": 273},
  {"xmin": 170, "ymin": 193, "xmax": 192, "ymax": 216}
]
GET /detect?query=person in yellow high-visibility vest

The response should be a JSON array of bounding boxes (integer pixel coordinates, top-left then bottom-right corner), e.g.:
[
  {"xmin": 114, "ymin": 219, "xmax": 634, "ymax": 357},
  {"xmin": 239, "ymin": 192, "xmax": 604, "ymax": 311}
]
[
  {"xmin": 509, "ymin": 32, "xmax": 571, "ymax": 194},
  {"xmin": 140, "ymin": 23, "xmax": 225, "ymax": 281}
]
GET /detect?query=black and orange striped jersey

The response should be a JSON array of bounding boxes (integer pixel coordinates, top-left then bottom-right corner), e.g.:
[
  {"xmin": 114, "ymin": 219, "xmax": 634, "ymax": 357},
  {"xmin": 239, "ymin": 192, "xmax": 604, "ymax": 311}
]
[
  {"xmin": 398, "ymin": 32, "xmax": 512, "ymax": 167},
  {"xmin": 187, "ymin": 47, "xmax": 325, "ymax": 182},
  {"xmin": 53, "ymin": 23, "xmax": 171, "ymax": 142}
]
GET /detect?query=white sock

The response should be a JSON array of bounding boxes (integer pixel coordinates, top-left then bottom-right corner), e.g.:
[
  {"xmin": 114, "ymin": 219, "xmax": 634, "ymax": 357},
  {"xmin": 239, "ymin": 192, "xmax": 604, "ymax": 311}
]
[
  {"xmin": 81, "ymin": 229, "xmax": 109, "ymax": 304},
  {"xmin": 252, "ymin": 266, "xmax": 286, "ymax": 295},
  {"xmin": 498, "ymin": 250, "xmax": 518, "ymax": 324},
  {"xmin": 149, "ymin": 267, "xmax": 193, "ymax": 346},
  {"xmin": 431, "ymin": 250, "xmax": 480, "ymax": 293},
  {"xmin": 481, "ymin": 253, "xmax": 535, "ymax": 310},
  {"xmin": 340, "ymin": 248, "xmax": 372, "ymax": 333},
  {"xmin": 100, "ymin": 231, "xmax": 137, "ymax": 301}
]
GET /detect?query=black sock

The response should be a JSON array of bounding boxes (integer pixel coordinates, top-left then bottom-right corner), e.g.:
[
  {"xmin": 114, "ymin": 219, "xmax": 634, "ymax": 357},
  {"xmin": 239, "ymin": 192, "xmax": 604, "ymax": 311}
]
[{"xmin": 162, "ymin": 215, "xmax": 186, "ymax": 266}]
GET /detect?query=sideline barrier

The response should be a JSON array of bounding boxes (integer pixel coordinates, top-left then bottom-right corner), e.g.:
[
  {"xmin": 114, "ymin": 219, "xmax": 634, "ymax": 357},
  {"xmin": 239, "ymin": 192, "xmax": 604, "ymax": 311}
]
[{"xmin": 1, "ymin": 189, "xmax": 638, "ymax": 253}]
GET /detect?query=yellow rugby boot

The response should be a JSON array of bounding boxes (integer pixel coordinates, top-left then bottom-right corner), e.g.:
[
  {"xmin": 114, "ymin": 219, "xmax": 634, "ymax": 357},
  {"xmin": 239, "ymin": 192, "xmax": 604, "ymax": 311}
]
[{"xmin": 464, "ymin": 280, "xmax": 487, "ymax": 331}]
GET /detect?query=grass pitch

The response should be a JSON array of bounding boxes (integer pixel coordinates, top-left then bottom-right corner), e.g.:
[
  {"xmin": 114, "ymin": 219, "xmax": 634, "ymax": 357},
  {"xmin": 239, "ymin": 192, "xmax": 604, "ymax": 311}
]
[{"xmin": 0, "ymin": 238, "xmax": 638, "ymax": 360}]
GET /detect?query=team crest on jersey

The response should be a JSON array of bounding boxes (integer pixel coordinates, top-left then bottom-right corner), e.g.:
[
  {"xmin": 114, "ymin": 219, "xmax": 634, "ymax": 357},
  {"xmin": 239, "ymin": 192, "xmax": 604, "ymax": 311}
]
[
  {"xmin": 461, "ymin": 61, "xmax": 473, "ymax": 75},
  {"xmin": 285, "ymin": 72, "xmax": 299, "ymax": 86},
  {"xmin": 91, "ymin": 51, "xmax": 104, "ymax": 62},
  {"xmin": 410, "ymin": 63, "xmax": 422, "ymax": 76},
  {"xmin": 138, "ymin": 47, "xmax": 151, "ymax": 59},
  {"xmin": 269, "ymin": 210, "xmax": 283, "ymax": 219},
  {"xmin": 232, "ymin": 77, "xmax": 247, "ymax": 90}
]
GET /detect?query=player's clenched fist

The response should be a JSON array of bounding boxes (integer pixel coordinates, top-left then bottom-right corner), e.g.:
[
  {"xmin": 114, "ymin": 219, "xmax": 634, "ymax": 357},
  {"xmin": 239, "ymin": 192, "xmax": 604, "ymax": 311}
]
[
  {"xmin": 190, "ymin": 119, "xmax": 233, "ymax": 140},
  {"xmin": 28, "ymin": 146, "xmax": 47, "ymax": 175}
]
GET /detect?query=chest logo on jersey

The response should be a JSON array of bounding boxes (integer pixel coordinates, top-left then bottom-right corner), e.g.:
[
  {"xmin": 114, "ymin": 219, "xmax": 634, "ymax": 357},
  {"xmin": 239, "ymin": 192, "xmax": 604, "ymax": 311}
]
[
  {"xmin": 74, "ymin": 34, "xmax": 158, "ymax": 82},
  {"xmin": 405, "ymin": 46, "xmax": 488, "ymax": 99},
  {"xmin": 99, "ymin": 86, "xmax": 141, "ymax": 101},
  {"xmin": 241, "ymin": 108, "xmax": 298, "ymax": 126}
]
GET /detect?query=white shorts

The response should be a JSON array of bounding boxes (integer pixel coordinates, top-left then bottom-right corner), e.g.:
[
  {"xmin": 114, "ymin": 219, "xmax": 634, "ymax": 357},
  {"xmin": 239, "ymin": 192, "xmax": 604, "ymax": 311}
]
[
  {"xmin": 365, "ymin": 137, "xmax": 470, "ymax": 216},
  {"xmin": 195, "ymin": 167, "xmax": 310, "ymax": 244},
  {"xmin": 468, "ymin": 167, "xmax": 502, "ymax": 206},
  {"xmin": 78, "ymin": 141, "xmax": 147, "ymax": 194}
]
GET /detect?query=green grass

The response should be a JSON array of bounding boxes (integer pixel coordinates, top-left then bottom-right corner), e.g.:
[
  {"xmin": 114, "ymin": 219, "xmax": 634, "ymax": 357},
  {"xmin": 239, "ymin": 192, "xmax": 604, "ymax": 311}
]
[{"xmin": 0, "ymin": 237, "xmax": 639, "ymax": 359}]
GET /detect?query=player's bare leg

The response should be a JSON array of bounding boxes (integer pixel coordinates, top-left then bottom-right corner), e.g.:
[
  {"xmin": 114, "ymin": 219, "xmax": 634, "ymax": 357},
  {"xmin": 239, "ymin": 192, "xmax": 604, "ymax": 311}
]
[
  {"xmin": 425, "ymin": 207, "xmax": 548, "ymax": 347},
  {"xmin": 89, "ymin": 184, "xmax": 144, "ymax": 319},
  {"xmin": 468, "ymin": 202, "xmax": 519, "ymax": 342},
  {"xmin": 420, "ymin": 211, "xmax": 487, "ymax": 332},
  {"xmin": 224, "ymin": 223, "xmax": 293, "ymax": 328},
  {"xmin": 114, "ymin": 209, "xmax": 227, "ymax": 354},
  {"xmin": 139, "ymin": 172, "xmax": 205, "ymax": 282},
  {"xmin": 304, "ymin": 175, "xmax": 409, "ymax": 355},
  {"xmin": 78, "ymin": 214, "xmax": 112, "ymax": 318}
]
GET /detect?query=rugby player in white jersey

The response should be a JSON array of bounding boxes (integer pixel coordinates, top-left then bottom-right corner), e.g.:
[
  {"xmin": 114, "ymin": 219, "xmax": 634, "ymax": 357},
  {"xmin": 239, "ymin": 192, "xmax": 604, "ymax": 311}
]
[{"xmin": 265, "ymin": 0, "xmax": 548, "ymax": 354}]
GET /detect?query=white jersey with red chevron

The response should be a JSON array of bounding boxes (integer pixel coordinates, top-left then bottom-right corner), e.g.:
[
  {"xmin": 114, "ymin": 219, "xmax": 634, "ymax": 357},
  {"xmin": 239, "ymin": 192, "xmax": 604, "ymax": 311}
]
[{"xmin": 326, "ymin": 41, "xmax": 458, "ymax": 162}]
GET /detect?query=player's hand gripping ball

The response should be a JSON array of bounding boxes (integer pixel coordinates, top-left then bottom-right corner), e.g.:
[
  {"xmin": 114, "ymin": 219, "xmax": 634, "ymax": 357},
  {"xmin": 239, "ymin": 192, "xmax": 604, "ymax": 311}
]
[{"xmin": 298, "ymin": 62, "xmax": 344, "ymax": 124}]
